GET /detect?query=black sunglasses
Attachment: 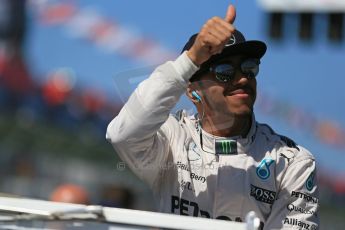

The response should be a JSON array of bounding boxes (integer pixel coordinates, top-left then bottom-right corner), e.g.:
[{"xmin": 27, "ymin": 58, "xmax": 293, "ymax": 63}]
[{"xmin": 210, "ymin": 59, "xmax": 260, "ymax": 83}]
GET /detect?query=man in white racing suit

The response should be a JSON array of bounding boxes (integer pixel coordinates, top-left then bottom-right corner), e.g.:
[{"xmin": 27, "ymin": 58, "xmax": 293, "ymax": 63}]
[{"xmin": 106, "ymin": 5, "xmax": 319, "ymax": 230}]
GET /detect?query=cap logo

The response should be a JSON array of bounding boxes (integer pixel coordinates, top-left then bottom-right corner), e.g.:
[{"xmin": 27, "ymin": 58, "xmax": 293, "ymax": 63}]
[{"xmin": 225, "ymin": 34, "xmax": 236, "ymax": 47}]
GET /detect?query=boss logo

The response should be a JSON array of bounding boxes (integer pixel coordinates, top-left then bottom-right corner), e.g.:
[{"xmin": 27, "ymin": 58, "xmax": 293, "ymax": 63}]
[{"xmin": 250, "ymin": 184, "xmax": 276, "ymax": 204}]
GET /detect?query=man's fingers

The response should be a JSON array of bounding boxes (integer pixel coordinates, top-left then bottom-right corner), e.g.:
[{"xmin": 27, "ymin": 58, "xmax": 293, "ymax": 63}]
[
  {"xmin": 203, "ymin": 17, "xmax": 235, "ymax": 42},
  {"xmin": 224, "ymin": 5, "xmax": 236, "ymax": 24},
  {"xmin": 217, "ymin": 18, "xmax": 236, "ymax": 32},
  {"xmin": 207, "ymin": 27, "xmax": 229, "ymax": 43},
  {"xmin": 208, "ymin": 17, "xmax": 236, "ymax": 35},
  {"xmin": 203, "ymin": 36, "xmax": 226, "ymax": 55}
]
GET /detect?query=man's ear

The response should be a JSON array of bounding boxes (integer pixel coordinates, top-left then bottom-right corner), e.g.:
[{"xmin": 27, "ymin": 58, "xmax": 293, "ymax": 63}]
[{"xmin": 186, "ymin": 84, "xmax": 201, "ymax": 104}]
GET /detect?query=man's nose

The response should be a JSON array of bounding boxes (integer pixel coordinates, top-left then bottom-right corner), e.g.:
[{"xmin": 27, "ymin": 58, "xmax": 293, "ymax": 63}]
[{"xmin": 230, "ymin": 69, "xmax": 251, "ymax": 86}]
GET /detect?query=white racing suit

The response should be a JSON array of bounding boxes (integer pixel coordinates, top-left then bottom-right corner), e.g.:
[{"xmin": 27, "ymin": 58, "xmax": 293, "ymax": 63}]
[{"xmin": 106, "ymin": 52, "xmax": 319, "ymax": 229}]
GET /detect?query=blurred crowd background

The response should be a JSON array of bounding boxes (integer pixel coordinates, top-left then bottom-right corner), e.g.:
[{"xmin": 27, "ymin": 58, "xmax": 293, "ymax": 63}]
[{"xmin": 0, "ymin": 0, "xmax": 344, "ymax": 229}]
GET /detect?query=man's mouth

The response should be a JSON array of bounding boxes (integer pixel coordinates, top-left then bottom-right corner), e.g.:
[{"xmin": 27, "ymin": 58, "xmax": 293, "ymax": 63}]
[{"xmin": 226, "ymin": 88, "xmax": 253, "ymax": 97}]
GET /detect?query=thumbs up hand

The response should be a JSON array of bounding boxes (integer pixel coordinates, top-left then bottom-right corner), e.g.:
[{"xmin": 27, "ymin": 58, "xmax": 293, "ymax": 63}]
[{"xmin": 187, "ymin": 5, "xmax": 236, "ymax": 66}]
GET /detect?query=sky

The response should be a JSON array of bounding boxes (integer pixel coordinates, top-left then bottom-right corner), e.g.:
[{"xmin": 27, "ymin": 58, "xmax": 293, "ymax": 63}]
[{"xmin": 25, "ymin": 0, "xmax": 345, "ymax": 179}]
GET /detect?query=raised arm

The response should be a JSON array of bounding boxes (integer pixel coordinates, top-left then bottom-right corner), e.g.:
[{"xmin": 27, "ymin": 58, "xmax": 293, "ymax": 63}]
[{"xmin": 106, "ymin": 53, "xmax": 198, "ymax": 187}]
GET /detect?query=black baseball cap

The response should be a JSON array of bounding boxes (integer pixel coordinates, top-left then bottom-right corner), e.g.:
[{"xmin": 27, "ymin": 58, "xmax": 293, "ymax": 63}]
[{"xmin": 181, "ymin": 29, "xmax": 267, "ymax": 81}]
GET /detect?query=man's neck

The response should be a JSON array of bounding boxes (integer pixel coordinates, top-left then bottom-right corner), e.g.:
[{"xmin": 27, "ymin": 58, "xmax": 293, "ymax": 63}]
[{"xmin": 201, "ymin": 114, "xmax": 252, "ymax": 138}]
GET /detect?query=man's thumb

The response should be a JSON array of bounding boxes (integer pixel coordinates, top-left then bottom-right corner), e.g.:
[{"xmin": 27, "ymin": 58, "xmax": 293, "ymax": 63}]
[{"xmin": 225, "ymin": 5, "xmax": 236, "ymax": 24}]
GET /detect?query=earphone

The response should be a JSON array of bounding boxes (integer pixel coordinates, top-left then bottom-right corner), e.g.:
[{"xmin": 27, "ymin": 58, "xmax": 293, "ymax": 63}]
[
  {"xmin": 192, "ymin": 91, "xmax": 202, "ymax": 102},
  {"xmin": 191, "ymin": 90, "xmax": 204, "ymax": 123}
]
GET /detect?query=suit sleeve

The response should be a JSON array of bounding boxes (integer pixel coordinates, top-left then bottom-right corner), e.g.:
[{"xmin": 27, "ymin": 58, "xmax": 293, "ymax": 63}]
[
  {"xmin": 106, "ymin": 52, "xmax": 198, "ymax": 188},
  {"xmin": 265, "ymin": 155, "xmax": 319, "ymax": 230}
]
